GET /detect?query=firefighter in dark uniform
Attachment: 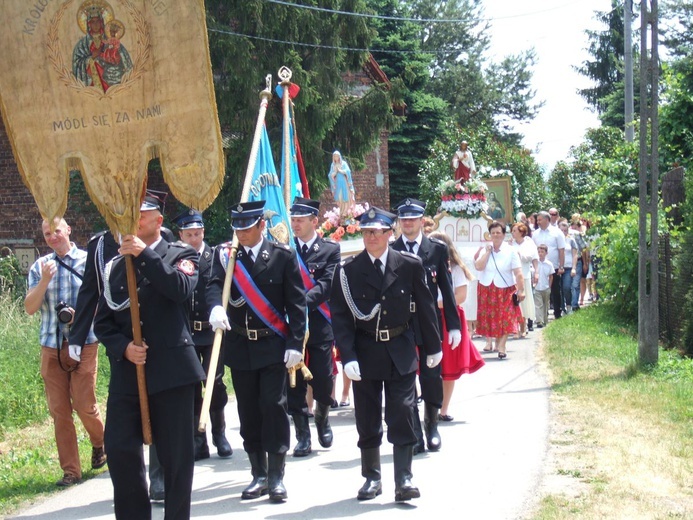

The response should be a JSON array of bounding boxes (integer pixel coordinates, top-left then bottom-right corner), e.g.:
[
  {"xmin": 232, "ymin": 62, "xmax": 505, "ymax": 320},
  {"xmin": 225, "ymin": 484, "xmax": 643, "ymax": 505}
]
[
  {"xmin": 330, "ymin": 207, "xmax": 442, "ymax": 502},
  {"xmin": 94, "ymin": 192, "xmax": 206, "ymax": 520},
  {"xmin": 287, "ymin": 197, "xmax": 341, "ymax": 457},
  {"xmin": 173, "ymin": 209, "xmax": 232, "ymax": 461},
  {"xmin": 392, "ymin": 198, "xmax": 462, "ymax": 454},
  {"xmin": 207, "ymin": 200, "xmax": 306, "ymax": 502}
]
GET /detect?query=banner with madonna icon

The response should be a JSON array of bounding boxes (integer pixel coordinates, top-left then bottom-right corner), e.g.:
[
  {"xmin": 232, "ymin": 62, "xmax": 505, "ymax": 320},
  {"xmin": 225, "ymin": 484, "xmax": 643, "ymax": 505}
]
[{"xmin": 0, "ymin": 0, "xmax": 224, "ymax": 234}]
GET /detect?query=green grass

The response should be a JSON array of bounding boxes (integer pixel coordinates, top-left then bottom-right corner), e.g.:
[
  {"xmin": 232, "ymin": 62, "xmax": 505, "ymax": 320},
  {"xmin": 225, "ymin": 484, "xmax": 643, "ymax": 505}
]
[{"xmin": 534, "ymin": 301, "xmax": 693, "ymax": 519}]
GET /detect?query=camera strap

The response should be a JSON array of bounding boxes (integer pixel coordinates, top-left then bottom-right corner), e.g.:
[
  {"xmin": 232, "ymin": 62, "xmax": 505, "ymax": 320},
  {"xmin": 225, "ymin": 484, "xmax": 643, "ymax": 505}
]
[
  {"xmin": 55, "ymin": 326, "xmax": 77, "ymax": 373},
  {"xmin": 53, "ymin": 255, "xmax": 83, "ymax": 281}
]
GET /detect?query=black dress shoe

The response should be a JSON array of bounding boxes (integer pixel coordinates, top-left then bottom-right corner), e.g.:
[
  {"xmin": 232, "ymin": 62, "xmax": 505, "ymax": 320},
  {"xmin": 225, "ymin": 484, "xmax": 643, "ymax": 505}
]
[
  {"xmin": 395, "ymin": 480, "xmax": 420, "ymax": 502},
  {"xmin": 241, "ymin": 477, "xmax": 268, "ymax": 500},
  {"xmin": 412, "ymin": 440, "xmax": 425, "ymax": 456},
  {"xmin": 357, "ymin": 479, "xmax": 382, "ymax": 500}
]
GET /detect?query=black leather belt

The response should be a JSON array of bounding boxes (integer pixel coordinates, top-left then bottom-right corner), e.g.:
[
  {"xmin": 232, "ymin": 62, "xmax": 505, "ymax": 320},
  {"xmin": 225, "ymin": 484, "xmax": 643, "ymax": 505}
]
[
  {"xmin": 230, "ymin": 322, "xmax": 275, "ymax": 340},
  {"xmin": 190, "ymin": 320, "xmax": 212, "ymax": 331},
  {"xmin": 357, "ymin": 323, "xmax": 409, "ymax": 342}
]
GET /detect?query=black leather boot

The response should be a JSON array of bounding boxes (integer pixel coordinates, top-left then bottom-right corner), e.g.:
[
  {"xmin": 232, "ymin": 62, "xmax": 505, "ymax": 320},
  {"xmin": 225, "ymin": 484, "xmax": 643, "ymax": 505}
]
[
  {"xmin": 241, "ymin": 452, "xmax": 268, "ymax": 499},
  {"xmin": 268, "ymin": 452, "xmax": 288, "ymax": 502},
  {"xmin": 424, "ymin": 403, "xmax": 441, "ymax": 452},
  {"xmin": 393, "ymin": 445, "xmax": 420, "ymax": 502},
  {"xmin": 314, "ymin": 402, "xmax": 333, "ymax": 448},
  {"xmin": 357, "ymin": 447, "xmax": 382, "ymax": 500},
  {"xmin": 193, "ymin": 415, "xmax": 210, "ymax": 461},
  {"xmin": 412, "ymin": 404, "xmax": 426, "ymax": 455},
  {"xmin": 291, "ymin": 415, "xmax": 312, "ymax": 457},
  {"xmin": 210, "ymin": 410, "xmax": 232, "ymax": 458}
]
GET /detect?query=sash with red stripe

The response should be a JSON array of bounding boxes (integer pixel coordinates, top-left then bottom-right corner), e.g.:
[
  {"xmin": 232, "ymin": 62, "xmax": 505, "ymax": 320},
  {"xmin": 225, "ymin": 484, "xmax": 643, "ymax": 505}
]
[
  {"xmin": 296, "ymin": 253, "xmax": 331, "ymax": 324},
  {"xmin": 232, "ymin": 260, "xmax": 290, "ymax": 339}
]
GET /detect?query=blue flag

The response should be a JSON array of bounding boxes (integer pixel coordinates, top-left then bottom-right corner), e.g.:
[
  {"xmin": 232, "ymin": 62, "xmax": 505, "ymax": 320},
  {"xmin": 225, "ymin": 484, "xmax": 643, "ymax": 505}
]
[
  {"xmin": 280, "ymin": 111, "xmax": 304, "ymax": 205},
  {"xmin": 247, "ymin": 124, "xmax": 293, "ymax": 244}
]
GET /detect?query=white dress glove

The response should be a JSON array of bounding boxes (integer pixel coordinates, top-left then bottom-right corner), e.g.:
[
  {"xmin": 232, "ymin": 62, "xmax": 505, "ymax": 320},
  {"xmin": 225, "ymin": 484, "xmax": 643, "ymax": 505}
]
[
  {"xmin": 209, "ymin": 305, "xmax": 231, "ymax": 331},
  {"xmin": 68, "ymin": 344, "xmax": 82, "ymax": 362},
  {"xmin": 343, "ymin": 361, "xmax": 362, "ymax": 381},
  {"xmin": 284, "ymin": 349, "xmax": 303, "ymax": 369},
  {"xmin": 426, "ymin": 351, "xmax": 443, "ymax": 368},
  {"xmin": 448, "ymin": 329, "xmax": 462, "ymax": 350}
]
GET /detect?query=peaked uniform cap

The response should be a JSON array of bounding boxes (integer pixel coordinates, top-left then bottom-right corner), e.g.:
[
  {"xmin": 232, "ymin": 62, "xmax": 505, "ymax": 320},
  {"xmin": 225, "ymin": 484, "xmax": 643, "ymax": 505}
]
[
  {"xmin": 395, "ymin": 197, "xmax": 426, "ymax": 219},
  {"xmin": 173, "ymin": 208, "xmax": 204, "ymax": 229},
  {"xmin": 231, "ymin": 200, "xmax": 265, "ymax": 231},
  {"xmin": 357, "ymin": 206, "xmax": 396, "ymax": 229}
]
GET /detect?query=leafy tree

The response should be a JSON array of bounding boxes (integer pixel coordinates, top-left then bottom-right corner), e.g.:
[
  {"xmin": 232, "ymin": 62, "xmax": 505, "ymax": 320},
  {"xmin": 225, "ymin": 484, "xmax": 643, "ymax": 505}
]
[{"xmin": 547, "ymin": 127, "xmax": 638, "ymax": 218}]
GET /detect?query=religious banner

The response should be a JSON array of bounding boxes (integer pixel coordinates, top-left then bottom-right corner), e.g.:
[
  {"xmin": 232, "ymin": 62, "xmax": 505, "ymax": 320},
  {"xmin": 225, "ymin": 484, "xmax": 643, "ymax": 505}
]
[{"xmin": 0, "ymin": 0, "xmax": 224, "ymax": 234}]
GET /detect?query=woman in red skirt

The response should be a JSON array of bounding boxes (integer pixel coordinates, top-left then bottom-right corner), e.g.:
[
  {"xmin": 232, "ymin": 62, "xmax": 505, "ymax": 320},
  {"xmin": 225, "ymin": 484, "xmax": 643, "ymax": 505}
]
[
  {"xmin": 473, "ymin": 221, "xmax": 525, "ymax": 359},
  {"xmin": 429, "ymin": 232, "xmax": 485, "ymax": 421}
]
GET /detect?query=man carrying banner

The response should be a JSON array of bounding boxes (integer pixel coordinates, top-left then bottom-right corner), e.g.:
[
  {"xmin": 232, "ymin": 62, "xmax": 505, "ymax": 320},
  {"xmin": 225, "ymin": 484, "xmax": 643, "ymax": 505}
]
[
  {"xmin": 330, "ymin": 207, "xmax": 442, "ymax": 502},
  {"xmin": 287, "ymin": 197, "xmax": 341, "ymax": 457},
  {"xmin": 94, "ymin": 192, "xmax": 205, "ymax": 519},
  {"xmin": 173, "ymin": 209, "xmax": 232, "ymax": 461},
  {"xmin": 207, "ymin": 201, "xmax": 306, "ymax": 502}
]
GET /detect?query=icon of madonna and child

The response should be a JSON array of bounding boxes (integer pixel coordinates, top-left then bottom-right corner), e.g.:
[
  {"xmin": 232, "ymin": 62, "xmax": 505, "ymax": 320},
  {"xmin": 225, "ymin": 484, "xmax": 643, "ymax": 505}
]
[{"xmin": 72, "ymin": 0, "xmax": 133, "ymax": 94}]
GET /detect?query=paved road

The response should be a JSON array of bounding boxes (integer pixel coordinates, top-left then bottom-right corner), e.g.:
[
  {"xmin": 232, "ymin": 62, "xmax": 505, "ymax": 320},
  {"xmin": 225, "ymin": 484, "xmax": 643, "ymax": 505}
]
[{"xmin": 9, "ymin": 332, "xmax": 550, "ymax": 520}]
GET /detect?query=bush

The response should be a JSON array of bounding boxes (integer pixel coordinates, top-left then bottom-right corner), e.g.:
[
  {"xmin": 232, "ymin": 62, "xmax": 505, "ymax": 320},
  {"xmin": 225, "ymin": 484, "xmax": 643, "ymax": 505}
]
[{"xmin": 0, "ymin": 252, "xmax": 25, "ymax": 300}]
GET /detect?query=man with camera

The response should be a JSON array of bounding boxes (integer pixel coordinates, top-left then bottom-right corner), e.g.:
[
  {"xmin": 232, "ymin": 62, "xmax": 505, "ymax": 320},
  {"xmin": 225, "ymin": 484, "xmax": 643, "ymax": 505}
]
[{"xmin": 24, "ymin": 217, "xmax": 106, "ymax": 487}]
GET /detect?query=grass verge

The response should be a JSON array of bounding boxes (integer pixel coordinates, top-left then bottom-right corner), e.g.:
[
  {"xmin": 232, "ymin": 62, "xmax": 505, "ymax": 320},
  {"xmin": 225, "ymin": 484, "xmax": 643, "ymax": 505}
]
[{"xmin": 531, "ymin": 302, "xmax": 693, "ymax": 519}]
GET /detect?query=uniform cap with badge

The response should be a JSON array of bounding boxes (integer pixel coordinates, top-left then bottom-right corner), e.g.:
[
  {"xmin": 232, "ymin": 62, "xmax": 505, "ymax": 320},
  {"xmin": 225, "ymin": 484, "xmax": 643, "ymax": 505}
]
[
  {"xmin": 231, "ymin": 200, "xmax": 265, "ymax": 231},
  {"xmin": 357, "ymin": 207, "xmax": 396, "ymax": 229},
  {"xmin": 395, "ymin": 198, "xmax": 426, "ymax": 219},
  {"xmin": 289, "ymin": 197, "xmax": 320, "ymax": 217},
  {"xmin": 173, "ymin": 208, "xmax": 205, "ymax": 229},
  {"xmin": 140, "ymin": 189, "xmax": 168, "ymax": 212}
]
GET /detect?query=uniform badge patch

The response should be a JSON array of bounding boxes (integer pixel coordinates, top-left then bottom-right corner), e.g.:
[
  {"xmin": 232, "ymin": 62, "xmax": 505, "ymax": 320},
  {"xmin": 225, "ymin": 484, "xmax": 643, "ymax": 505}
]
[{"xmin": 177, "ymin": 259, "xmax": 195, "ymax": 276}]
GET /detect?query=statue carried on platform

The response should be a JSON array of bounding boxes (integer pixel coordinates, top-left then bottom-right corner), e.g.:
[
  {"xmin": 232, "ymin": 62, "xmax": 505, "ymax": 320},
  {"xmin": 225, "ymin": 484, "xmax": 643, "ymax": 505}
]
[
  {"xmin": 451, "ymin": 140, "xmax": 476, "ymax": 183},
  {"xmin": 328, "ymin": 150, "xmax": 355, "ymax": 219}
]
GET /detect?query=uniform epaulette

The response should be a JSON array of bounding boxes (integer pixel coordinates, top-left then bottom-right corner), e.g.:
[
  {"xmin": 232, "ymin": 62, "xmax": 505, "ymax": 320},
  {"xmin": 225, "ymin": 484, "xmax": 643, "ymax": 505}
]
[
  {"xmin": 340, "ymin": 255, "xmax": 356, "ymax": 266},
  {"xmin": 219, "ymin": 241, "xmax": 233, "ymax": 248},
  {"xmin": 323, "ymin": 237, "xmax": 338, "ymax": 245},
  {"xmin": 268, "ymin": 241, "xmax": 292, "ymax": 251},
  {"xmin": 400, "ymin": 250, "xmax": 419, "ymax": 259},
  {"xmin": 88, "ymin": 230, "xmax": 108, "ymax": 243},
  {"xmin": 169, "ymin": 241, "xmax": 190, "ymax": 250},
  {"xmin": 429, "ymin": 236, "xmax": 446, "ymax": 247}
]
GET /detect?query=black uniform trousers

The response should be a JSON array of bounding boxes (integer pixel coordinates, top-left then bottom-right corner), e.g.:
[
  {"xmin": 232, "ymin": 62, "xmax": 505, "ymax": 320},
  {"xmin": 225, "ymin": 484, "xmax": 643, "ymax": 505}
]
[
  {"xmin": 193, "ymin": 342, "xmax": 228, "ymax": 415},
  {"xmin": 417, "ymin": 309, "xmax": 444, "ymax": 409},
  {"xmin": 551, "ymin": 269, "xmax": 563, "ymax": 318},
  {"xmin": 353, "ymin": 367, "xmax": 418, "ymax": 449},
  {"xmin": 104, "ymin": 384, "xmax": 195, "ymax": 520},
  {"xmin": 287, "ymin": 340, "xmax": 334, "ymax": 416},
  {"xmin": 231, "ymin": 362, "xmax": 290, "ymax": 455}
]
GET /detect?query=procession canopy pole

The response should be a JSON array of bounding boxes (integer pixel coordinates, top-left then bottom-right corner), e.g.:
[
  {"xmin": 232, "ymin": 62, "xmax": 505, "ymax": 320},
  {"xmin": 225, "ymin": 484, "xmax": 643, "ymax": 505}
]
[
  {"xmin": 125, "ymin": 253, "xmax": 153, "ymax": 445},
  {"xmin": 198, "ymin": 76, "xmax": 274, "ymax": 432}
]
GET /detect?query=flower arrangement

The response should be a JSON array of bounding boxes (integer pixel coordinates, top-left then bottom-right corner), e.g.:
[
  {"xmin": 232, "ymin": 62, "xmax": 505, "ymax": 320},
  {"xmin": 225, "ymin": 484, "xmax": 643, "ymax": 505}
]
[
  {"xmin": 438, "ymin": 178, "xmax": 488, "ymax": 218},
  {"xmin": 317, "ymin": 203, "xmax": 369, "ymax": 241}
]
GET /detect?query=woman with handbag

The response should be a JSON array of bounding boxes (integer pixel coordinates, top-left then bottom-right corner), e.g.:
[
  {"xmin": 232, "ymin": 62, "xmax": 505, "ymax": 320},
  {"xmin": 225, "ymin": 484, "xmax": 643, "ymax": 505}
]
[{"xmin": 474, "ymin": 221, "xmax": 525, "ymax": 359}]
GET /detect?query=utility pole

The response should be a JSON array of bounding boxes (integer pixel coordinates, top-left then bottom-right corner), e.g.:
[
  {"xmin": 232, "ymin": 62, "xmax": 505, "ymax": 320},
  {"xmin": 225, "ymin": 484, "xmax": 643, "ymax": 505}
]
[
  {"xmin": 624, "ymin": 0, "xmax": 635, "ymax": 142},
  {"xmin": 638, "ymin": 0, "xmax": 659, "ymax": 365}
]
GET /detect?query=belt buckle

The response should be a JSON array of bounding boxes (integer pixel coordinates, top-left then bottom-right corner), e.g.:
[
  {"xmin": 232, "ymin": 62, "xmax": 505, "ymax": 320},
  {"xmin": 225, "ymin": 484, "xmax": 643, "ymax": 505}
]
[
  {"xmin": 193, "ymin": 321, "xmax": 202, "ymax": 331},
  {"xmin": 378, "ymin": 329, "xmax": 390, "ymax": 342},
  {"xmin": 247, "ymin": 329, "xmax": 258, "ymax": 341}
]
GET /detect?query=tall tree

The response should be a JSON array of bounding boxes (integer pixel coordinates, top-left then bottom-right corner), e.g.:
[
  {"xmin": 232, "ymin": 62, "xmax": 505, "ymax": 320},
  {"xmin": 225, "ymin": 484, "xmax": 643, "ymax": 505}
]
[{"xmin": 205, "ymin": 0, "xmax": 398, "ymax": 201}]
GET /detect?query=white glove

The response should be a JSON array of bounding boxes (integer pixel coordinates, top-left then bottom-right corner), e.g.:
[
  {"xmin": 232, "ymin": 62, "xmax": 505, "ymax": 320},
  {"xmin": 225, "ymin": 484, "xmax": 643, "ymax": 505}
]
[
  {"xmin": 448, "ymin": 329, "xmax": 462, "ymax": 350},
  {"xmin": 284, "ymin": 349, "xmax": 302, "ymax": 369},
  {"xmin": 426, "ymin": 351, "xmax": 443, "ymax": 368},
  {"xmin": 343, "ymin": 361, "xmax": 362, "ymax": 381},
  {"xmin": 68, "ymin": 344, "xmax": 82, "ymax": 362},
  {"xmin": 209, "ymin": 305, "xmax": 230, "ymax": 331}
]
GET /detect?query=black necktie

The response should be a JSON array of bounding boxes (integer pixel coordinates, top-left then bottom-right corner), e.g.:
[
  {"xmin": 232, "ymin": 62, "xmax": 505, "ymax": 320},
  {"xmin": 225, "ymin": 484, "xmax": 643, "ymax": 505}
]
[
  {"xmin": 374, "ymin": 258, "xmax": 384, "ymax": 279},
  {"xmin": 407, "ymin": 241, "xmax": 417, "ymax": 253},
  {"xmin": 247, "ymin": 249, "xmax": 254, "ymax": 264},
  {"xmin": 301, "ymin": 244, "xmax": 308, "ymax": 256}
]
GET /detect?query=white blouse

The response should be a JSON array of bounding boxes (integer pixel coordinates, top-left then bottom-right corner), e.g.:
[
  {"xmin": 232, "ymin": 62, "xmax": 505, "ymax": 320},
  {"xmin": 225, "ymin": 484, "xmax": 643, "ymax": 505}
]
[{"xmin": 478, "ymin": 242, "xmax": 521, "ymax": 288}]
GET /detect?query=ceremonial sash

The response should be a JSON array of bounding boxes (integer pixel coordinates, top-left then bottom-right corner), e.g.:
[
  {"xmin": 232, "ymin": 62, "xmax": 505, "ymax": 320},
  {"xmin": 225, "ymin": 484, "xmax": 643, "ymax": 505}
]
[
  {"xmin": 297, "ymin": 254, "xmax": 332, "ymax": 324},
  {"xmin": 232, "ymin": 260, "xmax": 289, "ymax": 339}
]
